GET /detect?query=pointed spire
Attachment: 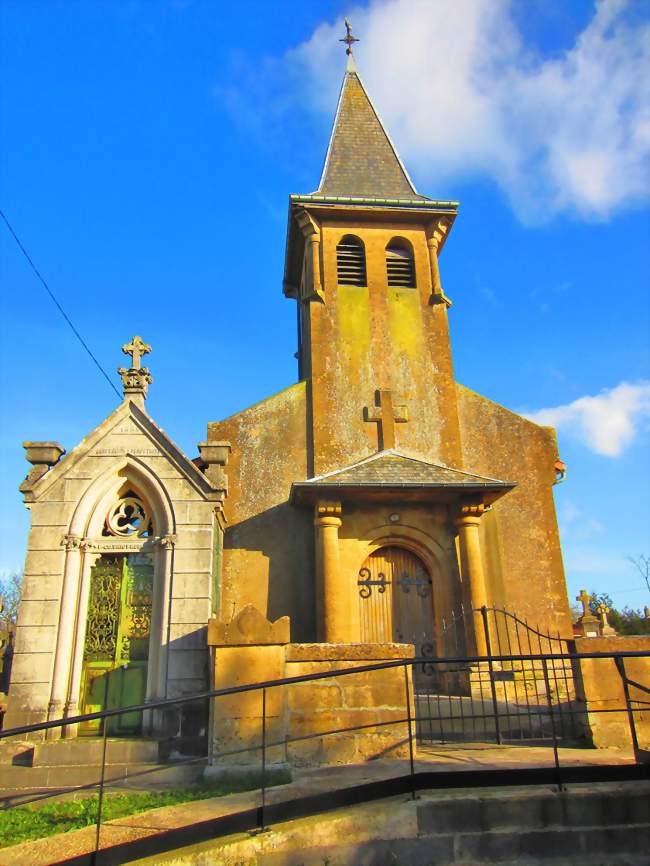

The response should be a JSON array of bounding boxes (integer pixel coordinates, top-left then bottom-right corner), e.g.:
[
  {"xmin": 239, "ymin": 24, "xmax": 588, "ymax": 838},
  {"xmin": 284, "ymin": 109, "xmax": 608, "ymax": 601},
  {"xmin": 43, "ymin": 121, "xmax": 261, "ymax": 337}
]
[{"xmin": 316, "ymin": 22, "xmax": 426, "ymax": 201}]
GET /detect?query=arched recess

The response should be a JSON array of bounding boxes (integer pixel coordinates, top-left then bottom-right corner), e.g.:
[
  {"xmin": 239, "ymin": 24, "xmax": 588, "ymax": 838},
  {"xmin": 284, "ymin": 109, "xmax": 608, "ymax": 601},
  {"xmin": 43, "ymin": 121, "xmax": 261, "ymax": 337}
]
[
  {"xmin": 385, "ymin": 237, "xmax": 416, "ymax": 288},
  {"xmin": 50, "ymin": 457, "xmax": 177, "ymax": 735},
  {"xmin": 69, "ymin": 456, "xmax": 175, "ymax": 539},
  {"xmin": 358, "ymin": 541, "xmax": 437, "ymax": 692},
  {"xmin": 352, "ymin": 518, "xmax": 463, "ymax": 661},
  {"xmin": 336, "ymin": 234, "xmax": 367, "ymax": 286}
]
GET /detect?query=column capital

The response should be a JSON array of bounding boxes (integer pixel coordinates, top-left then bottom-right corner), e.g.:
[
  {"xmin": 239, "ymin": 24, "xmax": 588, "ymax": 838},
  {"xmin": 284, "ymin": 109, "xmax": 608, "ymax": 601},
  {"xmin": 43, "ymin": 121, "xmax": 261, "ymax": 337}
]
[
  {"xmin": 60, "ymin": 533, "xmax": 83, "ymax": 551},
  {"xmin": 315, "ymin": 501, "xmax": 342, "ymax": 524},
  {"xmin": 456, "ymin": 500, "xmax": 486, "ymax": 526},
  {"xmin": 157, "ymin": 534, "xmax": 177, "ymax": 550}
]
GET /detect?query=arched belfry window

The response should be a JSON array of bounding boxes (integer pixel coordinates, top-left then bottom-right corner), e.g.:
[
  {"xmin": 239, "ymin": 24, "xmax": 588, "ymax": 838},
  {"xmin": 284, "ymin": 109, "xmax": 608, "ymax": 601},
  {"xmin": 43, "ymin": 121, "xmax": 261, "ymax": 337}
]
[
  {"xmin": 336, "ymin": 235, "xmax": 367, "ymax": 286},
  {"xmin": 386, "ymin": 238, "xmax": 416, "ymax": 288},
  {"xmin": 102, "ymin": 489, "xmax": 153, "ymax": 538}
]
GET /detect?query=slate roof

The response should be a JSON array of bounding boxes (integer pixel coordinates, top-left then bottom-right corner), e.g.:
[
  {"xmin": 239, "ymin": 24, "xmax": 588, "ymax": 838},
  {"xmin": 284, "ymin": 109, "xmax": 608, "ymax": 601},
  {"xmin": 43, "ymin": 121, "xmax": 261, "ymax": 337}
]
[
  {"xmin": 291, "ymin": 450, "xmax": 515, "ymax": 505},
  {"xmin": 316, "ymin": 60, "xmax": 427, "ymax": 201}
]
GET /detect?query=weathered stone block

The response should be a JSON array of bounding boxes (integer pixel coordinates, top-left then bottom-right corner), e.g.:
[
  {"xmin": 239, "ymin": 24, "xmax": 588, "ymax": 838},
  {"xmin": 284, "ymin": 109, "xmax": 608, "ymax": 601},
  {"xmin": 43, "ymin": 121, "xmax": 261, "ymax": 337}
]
[
  {"xmin": 13, "ymin": 626, "xmax": 57, "ymax": 654},
  {"xmin": 23, "ymin": 550, "xmax": 64, "ymax": 577},
  {"xmin": 28, "ymin": 501, "xmax": 73, "ymax": 527},
  {"xmin": 209, "ymin": 605, "xmax": 290, "ymax": 647},
  {"xmin": 20, "ymin": 575, "xmax": 62, "ymax": 601},
  {"xmin": 288, "ymin": 683, "xmax": 343, "ymax": 711},
  {"xmin": 172, "ymin": 547, "xmax": 212, "ymax": 573},
  {"xmin": 575, "ymin": 635, "xmax": 650, "ymax": 749},
  {"xmin": 170, "ymin": 597, "xmax": 211, "ymax": 624}
]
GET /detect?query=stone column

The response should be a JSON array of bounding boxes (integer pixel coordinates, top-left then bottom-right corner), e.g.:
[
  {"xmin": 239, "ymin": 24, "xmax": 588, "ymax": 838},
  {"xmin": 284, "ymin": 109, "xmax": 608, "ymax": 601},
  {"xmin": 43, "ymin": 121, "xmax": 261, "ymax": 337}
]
[
  {"xmin": 154, "ymin": 536, "xmax": 175, "ymax": 701},
  {"xmin": 61, "ymin": 548, "xmax": 97, "ymax": 737},
  {"xmin": 314, "ymin": 501, "xmax": 350, "ymax": 643},
  {"xmin": 46, "ymin": 535, "xmax": 83, "ymax": 736},
  {"xmin": 455, "ymin": 501, "xmax": 488, "ymax": 657},
  {"xmin": 426, "ymin": 218, "xmax": 452, "ymax": 307}
]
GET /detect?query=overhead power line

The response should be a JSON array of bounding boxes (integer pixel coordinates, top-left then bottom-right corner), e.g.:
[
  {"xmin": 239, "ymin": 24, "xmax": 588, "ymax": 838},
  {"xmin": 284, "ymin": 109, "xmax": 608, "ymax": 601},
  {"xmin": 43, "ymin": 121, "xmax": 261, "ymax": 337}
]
[{"xmin": 0, "ymin": 209, "xmax": 121, "ymax": 399}]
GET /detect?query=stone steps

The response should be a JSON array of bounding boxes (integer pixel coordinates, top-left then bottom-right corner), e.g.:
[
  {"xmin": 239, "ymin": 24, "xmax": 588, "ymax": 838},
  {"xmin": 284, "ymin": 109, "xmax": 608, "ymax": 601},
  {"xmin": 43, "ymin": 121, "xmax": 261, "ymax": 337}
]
[
  {"xmin": 0, "ymin": 762, "xmax": 207, "ymax": 806},
  {"xmin": 0, "ymin": 737, "xmax": 207, "ymax": 803},
  {"xmin": 134, "ymin": 782, "xmax": 650, "ymax": 865},
  {"xmin": 415, "ymin": 693, "xmax": 556, "ymax": 740}
]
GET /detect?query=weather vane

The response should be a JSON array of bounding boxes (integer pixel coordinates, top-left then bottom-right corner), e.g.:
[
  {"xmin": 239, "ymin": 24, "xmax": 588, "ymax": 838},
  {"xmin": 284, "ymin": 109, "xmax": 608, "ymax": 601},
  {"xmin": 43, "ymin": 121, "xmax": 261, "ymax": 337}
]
[{"xmin": 340, "ymin": 18, "xmax": 359, "ymax": 56}]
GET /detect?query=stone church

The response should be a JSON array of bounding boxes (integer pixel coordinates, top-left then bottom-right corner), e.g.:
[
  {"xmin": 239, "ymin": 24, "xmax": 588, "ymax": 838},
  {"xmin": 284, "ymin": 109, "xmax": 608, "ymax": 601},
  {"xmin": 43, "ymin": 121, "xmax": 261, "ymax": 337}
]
[{"xmin": 5, "ymin": 50, "xmax": 572, "ymax": 740}]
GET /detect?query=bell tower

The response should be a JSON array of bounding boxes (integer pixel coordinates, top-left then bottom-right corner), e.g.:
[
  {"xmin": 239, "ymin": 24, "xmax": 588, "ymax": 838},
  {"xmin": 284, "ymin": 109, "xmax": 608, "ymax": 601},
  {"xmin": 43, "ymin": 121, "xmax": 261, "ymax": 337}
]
[{"xmin": 283, "ymin": 49, "xmax": 463, "ymax": 476}]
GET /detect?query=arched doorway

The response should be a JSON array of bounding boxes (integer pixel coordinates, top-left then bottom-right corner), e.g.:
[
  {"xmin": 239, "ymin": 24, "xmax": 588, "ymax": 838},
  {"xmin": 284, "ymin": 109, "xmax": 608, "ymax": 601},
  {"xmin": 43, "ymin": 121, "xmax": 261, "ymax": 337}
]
[
  {"xmin": 78, "ymin": 490, "xmax": 155, "ymax": 735},
  {"xmin": 358, "ymin": 546, "xmax": 435, "ymax": 690}
]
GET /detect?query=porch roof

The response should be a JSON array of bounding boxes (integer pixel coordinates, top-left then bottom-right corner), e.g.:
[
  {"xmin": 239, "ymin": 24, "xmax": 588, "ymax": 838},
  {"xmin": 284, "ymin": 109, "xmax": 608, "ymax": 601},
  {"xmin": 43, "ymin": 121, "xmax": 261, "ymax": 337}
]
[{"xmin": 290, "ymin": 450, "xmax": 515, "ymax": 506}]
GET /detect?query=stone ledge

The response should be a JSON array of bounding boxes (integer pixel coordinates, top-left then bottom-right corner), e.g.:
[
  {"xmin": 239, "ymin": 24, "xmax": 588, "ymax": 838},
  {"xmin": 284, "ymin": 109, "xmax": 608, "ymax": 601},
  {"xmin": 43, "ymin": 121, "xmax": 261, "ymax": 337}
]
[{"xmin": 286, "ymin": 642, "xmax": 415, "ymax": 662}]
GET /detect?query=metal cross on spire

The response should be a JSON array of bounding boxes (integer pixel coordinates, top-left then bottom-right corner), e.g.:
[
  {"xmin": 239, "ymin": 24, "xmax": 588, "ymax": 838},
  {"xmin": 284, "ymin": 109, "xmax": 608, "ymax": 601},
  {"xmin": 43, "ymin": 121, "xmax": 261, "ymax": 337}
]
[{"xmin": 340, "ymin": 17, "xmax": 359, "ymax": 56}]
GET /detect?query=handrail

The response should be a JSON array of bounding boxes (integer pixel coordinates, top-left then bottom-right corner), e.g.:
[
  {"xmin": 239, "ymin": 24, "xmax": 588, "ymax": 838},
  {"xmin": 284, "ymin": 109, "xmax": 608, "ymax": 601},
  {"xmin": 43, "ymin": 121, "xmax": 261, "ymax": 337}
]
[
  {"xmin": 0, "ymin": 646, "xmax": 648, "ymax": 864},
  {"xmin": 1, "ymin": 649, "xmax": 648, "ymax": 741},
  {"xmin": 485, "ymin": 605, "xmax": 574, "ymax": 642}
]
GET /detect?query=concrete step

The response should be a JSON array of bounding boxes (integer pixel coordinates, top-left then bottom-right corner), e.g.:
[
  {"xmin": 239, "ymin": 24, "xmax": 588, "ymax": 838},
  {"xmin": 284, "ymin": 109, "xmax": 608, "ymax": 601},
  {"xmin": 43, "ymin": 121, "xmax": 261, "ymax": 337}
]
[
  {"xmin": 417, "ymin": 786, "xmax": 650, "ymax": 833},
  {"xmin": 133, "ymin": 782, "xmax": 650, "ymax": 866},
  {"xmin": 0, "ymin": 759, "xmax": 206, "ymax": 802},
  {"xmin": 415, "ymin": 693, "xmax": 554, "ymax": 739},
  {"xmin": 29, "ymin": 737, "xmax": 162, "ymax": 767}
]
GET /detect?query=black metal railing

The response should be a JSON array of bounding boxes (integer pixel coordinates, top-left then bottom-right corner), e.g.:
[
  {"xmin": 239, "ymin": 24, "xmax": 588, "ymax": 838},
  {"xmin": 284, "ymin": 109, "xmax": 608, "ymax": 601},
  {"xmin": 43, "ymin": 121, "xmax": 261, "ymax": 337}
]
[{"xmin": 0, "ymin": 646, "xmax": 648, "ymax": 866}]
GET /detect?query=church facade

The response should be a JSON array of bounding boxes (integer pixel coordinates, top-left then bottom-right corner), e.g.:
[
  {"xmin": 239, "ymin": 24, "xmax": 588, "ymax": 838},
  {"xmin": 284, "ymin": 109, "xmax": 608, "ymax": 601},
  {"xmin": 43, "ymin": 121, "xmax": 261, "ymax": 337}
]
[{"xmin": 5, "ymin": 55, "xmax": 571, "ymax": 737}]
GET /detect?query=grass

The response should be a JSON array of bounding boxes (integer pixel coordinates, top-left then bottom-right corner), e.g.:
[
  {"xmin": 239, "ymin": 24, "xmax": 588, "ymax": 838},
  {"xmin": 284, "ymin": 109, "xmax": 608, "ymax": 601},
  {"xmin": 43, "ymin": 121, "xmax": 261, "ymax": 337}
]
[{"xmin": 0, "ymin": 768, "xmax": 292, "ymax": 849}]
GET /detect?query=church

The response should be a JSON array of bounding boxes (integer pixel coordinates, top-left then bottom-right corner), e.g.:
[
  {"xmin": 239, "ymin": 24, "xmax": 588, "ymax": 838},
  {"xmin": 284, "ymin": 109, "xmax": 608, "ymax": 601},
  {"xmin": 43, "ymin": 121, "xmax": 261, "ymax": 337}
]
[{"xmin": 5, "ymin": 46, "xmax": 572, "ymax": 745}]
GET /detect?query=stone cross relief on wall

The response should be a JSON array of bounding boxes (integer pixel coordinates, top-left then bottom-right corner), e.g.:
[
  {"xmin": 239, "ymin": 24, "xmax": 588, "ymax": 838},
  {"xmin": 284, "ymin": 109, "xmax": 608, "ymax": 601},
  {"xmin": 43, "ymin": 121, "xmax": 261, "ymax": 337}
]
[{"xmin": 363, "ymin": 389, "xmax": 409, "ymax": 451}]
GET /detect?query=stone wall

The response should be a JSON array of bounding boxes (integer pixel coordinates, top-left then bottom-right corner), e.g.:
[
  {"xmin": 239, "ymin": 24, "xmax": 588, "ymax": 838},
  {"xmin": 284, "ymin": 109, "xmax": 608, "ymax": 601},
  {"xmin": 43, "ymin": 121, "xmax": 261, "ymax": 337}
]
[
  {"xmin": 456, "ymin": 385, "xmax": 571, "ymax": 637},
  {"xmin": 207, "ymin": 607, "xmax": 415, "ymax": 772},
  {"xmin": 207, "ymin": 382, "xmax": 314, "ymax": 642},
  {"xmin": 285, "ymin": 644, "xmax": 415, "ymax": 766},
  {"xmin": 575, "ymin": 636, "xmax": 650, "ymax": 751}
]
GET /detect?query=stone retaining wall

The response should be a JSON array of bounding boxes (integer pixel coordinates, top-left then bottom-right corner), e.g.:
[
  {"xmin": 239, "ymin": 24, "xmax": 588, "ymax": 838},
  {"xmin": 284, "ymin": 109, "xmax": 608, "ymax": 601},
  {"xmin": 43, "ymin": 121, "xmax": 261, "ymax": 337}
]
[{"xmin": 575, "ymin": 635, "xmax": 650, "ymax": 750}]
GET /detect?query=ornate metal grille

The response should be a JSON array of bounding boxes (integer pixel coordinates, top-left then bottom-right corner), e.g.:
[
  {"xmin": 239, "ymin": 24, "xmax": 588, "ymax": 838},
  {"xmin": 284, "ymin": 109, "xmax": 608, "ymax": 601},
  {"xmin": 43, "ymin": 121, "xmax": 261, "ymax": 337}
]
[
  {"xmin": 122, "ymin": 555, "xmax": 153, "ymax": 661},
  {"xmin": 84, "ymin": 557, "xmax": 122, "ymax": 661},
  {"xmin": 83, "ymin": 554, "xmax": 153, "ymax": 664}
]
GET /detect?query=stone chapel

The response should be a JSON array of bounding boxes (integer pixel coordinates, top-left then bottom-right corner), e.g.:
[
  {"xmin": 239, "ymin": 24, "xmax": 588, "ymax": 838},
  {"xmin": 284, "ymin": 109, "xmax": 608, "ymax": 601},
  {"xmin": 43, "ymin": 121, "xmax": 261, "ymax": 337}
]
[{"xmin": 5, "ymin": 50, "xmax": 572, "ymax": 737}]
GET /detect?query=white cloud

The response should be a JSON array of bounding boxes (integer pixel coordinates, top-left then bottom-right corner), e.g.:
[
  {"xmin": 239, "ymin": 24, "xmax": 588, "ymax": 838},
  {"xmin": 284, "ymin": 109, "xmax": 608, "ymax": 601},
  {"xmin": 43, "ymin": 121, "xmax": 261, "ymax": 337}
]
[
  {"xmin": 285, "ymin": 0, "xmax": 650, "ymax": 222},
  {"xmin": 527, "ymin": 381, "xmax": 650, "ymax": 456},
  {"xmin": 559, "ymin": 501, "xmax": 603, "ymax": 541}
]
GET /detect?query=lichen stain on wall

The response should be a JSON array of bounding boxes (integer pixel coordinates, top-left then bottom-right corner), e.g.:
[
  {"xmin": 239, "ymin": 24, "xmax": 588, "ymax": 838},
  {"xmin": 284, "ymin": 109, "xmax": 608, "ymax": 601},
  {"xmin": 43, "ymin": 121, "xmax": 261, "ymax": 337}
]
[{"xmin": 456, "ymin": 383, "xmax": 571, "ymax": 634}]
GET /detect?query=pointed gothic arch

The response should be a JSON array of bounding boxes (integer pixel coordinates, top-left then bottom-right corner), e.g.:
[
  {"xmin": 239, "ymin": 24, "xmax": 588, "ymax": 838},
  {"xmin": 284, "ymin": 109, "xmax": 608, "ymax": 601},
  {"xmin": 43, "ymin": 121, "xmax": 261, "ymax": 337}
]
[{"xmin": 49, "ymin": 457, "xmax": 177, "ymax": 734}]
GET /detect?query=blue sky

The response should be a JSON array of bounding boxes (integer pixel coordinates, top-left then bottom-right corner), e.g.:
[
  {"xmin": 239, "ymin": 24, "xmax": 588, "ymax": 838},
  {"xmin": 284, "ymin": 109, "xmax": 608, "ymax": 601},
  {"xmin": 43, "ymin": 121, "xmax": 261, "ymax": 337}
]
[{"xmin": 1, "ymin": 0, "xmax": 649, "ymax": 612}]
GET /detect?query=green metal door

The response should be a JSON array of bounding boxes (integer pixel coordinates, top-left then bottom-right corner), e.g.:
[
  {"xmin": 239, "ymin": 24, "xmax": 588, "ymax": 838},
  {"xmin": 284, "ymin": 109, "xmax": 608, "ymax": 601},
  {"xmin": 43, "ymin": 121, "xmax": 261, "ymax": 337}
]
[{"xmin": 80, "ymin": 554, "xmax": 153, "ymax": 735}]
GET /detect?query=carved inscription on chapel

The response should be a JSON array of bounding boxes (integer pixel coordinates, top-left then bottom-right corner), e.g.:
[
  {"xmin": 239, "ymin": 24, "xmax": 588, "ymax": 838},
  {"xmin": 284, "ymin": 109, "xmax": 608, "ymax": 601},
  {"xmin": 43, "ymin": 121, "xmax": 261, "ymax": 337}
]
[{"xmin": 91, "ymin": 447, "xmax": 159, "ymax": 456}]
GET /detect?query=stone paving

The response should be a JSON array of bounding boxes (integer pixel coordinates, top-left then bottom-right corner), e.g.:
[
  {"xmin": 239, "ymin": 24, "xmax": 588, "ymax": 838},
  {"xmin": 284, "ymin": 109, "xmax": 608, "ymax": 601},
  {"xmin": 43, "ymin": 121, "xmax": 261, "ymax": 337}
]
[{"xmin": 0, "ymin": 744, "xmax": 639, "ymax": 866}]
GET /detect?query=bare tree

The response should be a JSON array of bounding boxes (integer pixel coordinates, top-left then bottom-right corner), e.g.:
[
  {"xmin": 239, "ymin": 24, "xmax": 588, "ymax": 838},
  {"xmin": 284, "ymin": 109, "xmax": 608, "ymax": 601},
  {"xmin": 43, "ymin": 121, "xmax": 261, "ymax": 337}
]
[
  {"xmin": 627, "ymin": 554, "xmax": 650, "ymax": 595},
  {"xmin": 0, "ymin": 572, "xmax": 22, "ymax": 634}
]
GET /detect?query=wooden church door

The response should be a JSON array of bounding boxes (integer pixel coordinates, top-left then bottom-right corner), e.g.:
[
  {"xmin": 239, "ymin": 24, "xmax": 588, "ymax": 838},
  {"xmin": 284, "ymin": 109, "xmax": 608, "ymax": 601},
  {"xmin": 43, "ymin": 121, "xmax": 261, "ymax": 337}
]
[
  {"xmin": 358, "ymin": 546, "xmax": 435, "ymax": 691},
  {"xmin": 79, "ymin": 553, "xmax": 153, "ymax": 735}
]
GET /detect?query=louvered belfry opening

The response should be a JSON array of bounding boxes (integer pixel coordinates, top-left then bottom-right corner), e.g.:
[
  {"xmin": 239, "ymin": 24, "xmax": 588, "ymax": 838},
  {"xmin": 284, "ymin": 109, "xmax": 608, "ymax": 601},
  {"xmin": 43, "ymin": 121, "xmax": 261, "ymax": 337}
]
[
  {"xmin": 386, "ymin": 239, "xmax": 416, "ymax": 288},
  {"xmin": 336, "ymin": 235, "xmax": 367, "ymax": 286}
]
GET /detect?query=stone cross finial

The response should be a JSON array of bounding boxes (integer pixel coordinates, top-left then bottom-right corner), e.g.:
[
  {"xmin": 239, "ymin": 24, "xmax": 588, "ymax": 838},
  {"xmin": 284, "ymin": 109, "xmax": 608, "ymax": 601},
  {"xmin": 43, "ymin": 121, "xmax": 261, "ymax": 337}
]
[
  {"xmin": 576, "ymin": 589, "xmax": 592, "ymax": 618},
  {"xmin": 363, "ymin": 389, "xmax": 408, "ymax": 451},
  {"xmin": 596, "ymin": 603, "xmax": 616, "ymax": 635},
  {"xmin": 118, "ymin": 336, "xmax": 152, "ymax": 401},
  {"xmin": 596, "ymin": 602, "xmax": 608, "ymax": 618},
  {"xmin": 122, "ymin": 336, "xmax": 151, "ymax": 369}
]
